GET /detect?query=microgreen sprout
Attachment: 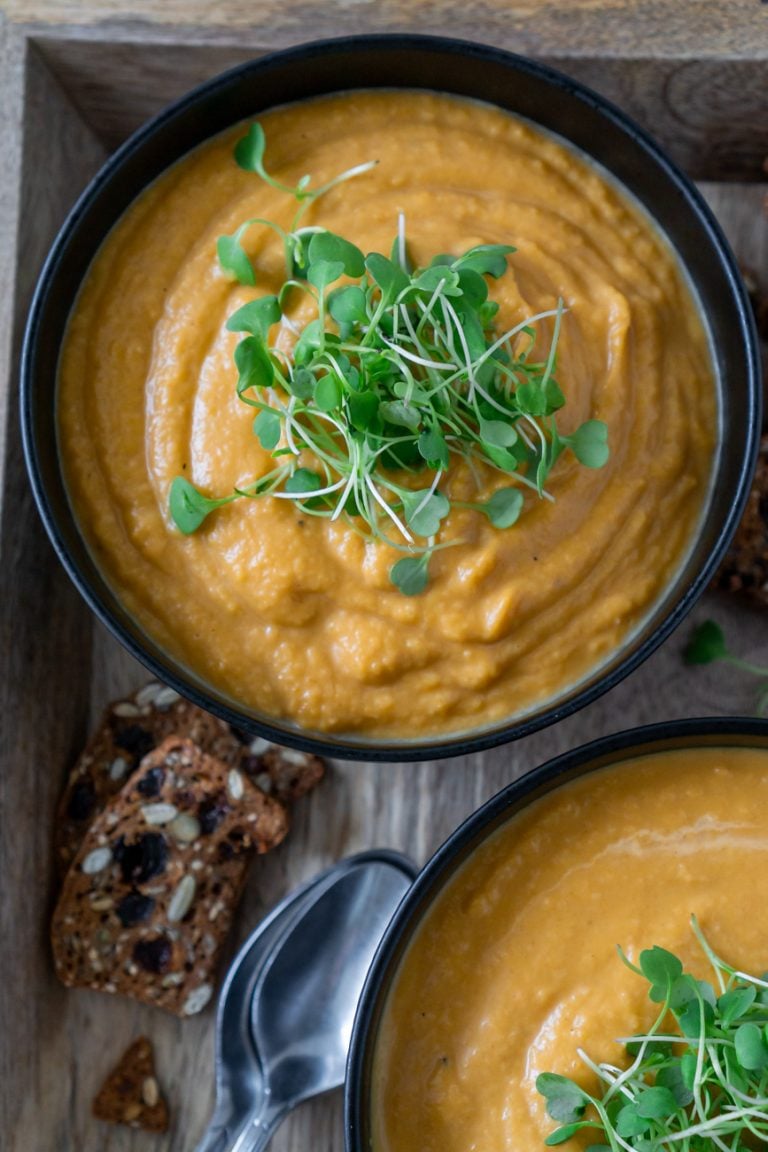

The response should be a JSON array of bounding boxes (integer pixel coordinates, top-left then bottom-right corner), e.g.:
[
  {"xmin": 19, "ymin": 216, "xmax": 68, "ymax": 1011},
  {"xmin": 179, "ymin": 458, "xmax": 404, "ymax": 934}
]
[
  {"xmin": 170, "ymin": 122, "xmax": 610, "ymax": 593},
  {"xmin": 684, "ymin": 620, "xmax": 768, "ymax": 715},
  {"xmin": 537, "ymin": 918, "xmax": 768, "ymax": 1152}
]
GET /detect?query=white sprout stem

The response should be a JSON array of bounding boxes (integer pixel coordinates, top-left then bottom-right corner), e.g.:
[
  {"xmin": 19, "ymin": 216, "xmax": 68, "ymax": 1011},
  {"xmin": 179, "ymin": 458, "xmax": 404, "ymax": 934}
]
[
  {"xmin": 733, "ymin": 972, "xmax": 768, "ymax": 991},
  {"xmin": 412, "ymin": 470, "xmax": 443, "ymax": 519},
  {"xmin": 365, "ymin": 475, "xmax": 414, "ymax": 542},
  {"xmin": 380, "ymin": 336, "xmax": 456, "ymax": 372},
  {"xmin": 448, "ymin": 306, "xmax": 564, "ymax": 389},
  {"xmin": 577, "ymin": 1049, "xmax": 634, "ymax": 1100},
  {"xmin": 662, "ymin": 1107, "xmax": 768, "ymax": 1143},
  {"xmin": 692, "ymin": 996, "xmax": 709, "ymax": 1131},
  {"xmin": 516, "ymin": 423, "xmax": 537, "ymax": 451},
  {"xmin": 331, "ymin": 438, "xmax": 360, "ymax": 521},
  {"xmin": 278, "ymin": 314, "xmax": 302, "ymax": 337},
  {"xmin": 282, "ymin": 396, "xmax": 301, "ymax": 456},
  {"xmin": 417, "ymin": 296, "xmax": 457, "ymax": 363},
  {"xmin": 709, "ymin": 1046, "xmax": 768, "ymax": 1110},
  {"xmin": 332, "ymin": 469, "xmax": 358, "ymax": 521},
  {"xmin": 313, "ymin": 158, "xmax": 378, "ymax": 196},
  {"xmin": 413, "ymin": 282, "xmax": 448, "ymax": 337},
  {"xmin": 400, "ymin": 300, "xmax": 426, "ymax": 349},
  {"xmin": 614, "ymin": 1035, "xmax": 729, "ymax": 1046},
  {"xmin": 397, "ymin": 211, "xmax": 407, "ymax": 269},
  {"xmin": 524, "ymin": 413, "xmax": 549, "ymax": 454},
  {"xmin": 441, "ymin": 295, "xmax": 477, "ymax": 398},
  {"xmin": 540, "ymin": 298, "xmax": 564, "ymax": 390},
  {"xmin": 466, "ymin": 448, "xmax": 554, "ymax": 501},
  {"xmin": 291, "ymin": 225, "xmax": 324, "ymax": 238},
  {"xmin": 272, "ymin": 476, "xmax": 347, "ymax": 499}
]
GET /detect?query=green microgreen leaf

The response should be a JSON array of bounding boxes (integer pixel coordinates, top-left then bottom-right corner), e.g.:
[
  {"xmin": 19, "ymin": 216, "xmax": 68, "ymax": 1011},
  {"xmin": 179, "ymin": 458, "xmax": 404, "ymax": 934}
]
[
  {"xmin": 568, "ymin": 420, "xmax": 610, "ymax": 468},
  {"xmin": 328, "ymin": 284, "xmax": 368, "ymax": 327},
  {"xmin": 217, "ymin": 232, "xmax": 256, "ymax": 286},
  {"xmin": 413, "ymin": 265, "xmax": 462, "ymax": 297},
  {"xmin": 656, "ymin": 1062, "xmax": 694, "ymax": 1108},
  {"xmin": 379, "ymin": 400, "xmax": 421, "ymax": 432},
  {"xmin": 293, "ymin": 318, "xmax": 324, "ymax": 366},
  {"xmin": 226, "ymin": 296, "xmax": 281, "ymax": 338},
  {"xmin": 169, "ymin": 477, "xmax": 234, "ymax": 534},
  {"xmin": 390, "ymin": 554, "xmax": 431, "ymax": 596},
  {"xmin": 285, "ymin": 468, "xmax": 322, "ymax": 496},
  {"xmin": 735, "ymin": 1022, "xmax": 768, "ymax": 1070},
  {"xmin": 418, "ymin": 427, "xmax": 451, "ymax": 471},
  {"xmin": 479, "ymin": 417, "xmax": 519, "ymax": 449},
  {"xmin": 544, "ymin": 1122, "xmax": 597, "ymax": 1146},
  {"xmin": 480, "ymin": 488, "xmax": 524, "ymax": 529},
  {"xmin": 234, "ymin": 122, "xmax": 267, "ymax": 175},
  {"xmin": 682, "ymin": 619, "xmax": 768, "ymax": 715},
  {"xmin": 634, "ymin": 1086, "xmax": 678, "ymax": 1120},
  {"xmin": 234, "ymin": 122, "xmax": 312, "ymax": 201},
  {"xmin": 308, "ymin": 259, "xmax": 345, "ymax": 292},
  {"xmin": 290, "ymin": 367, "xmax": 316, "ymax": 401},
  {"xmin": 347, "ymin": 389, "xmax": 380, "ymax": 432},
  {"xmin": 536, "ymin": 1074, "xmax": 588, "ymax": 1124},
  {"xmin": 719, "ymin": 984, "xmax": 757, "ymax": 1026},
  {"xmin": 684, "ymin": 619, "xmax": 727, "ymax": 665},
  {"xmin": 308, "ymin": 231, "xmax": 365, "ymax": 277},
  {"xmin": 253, "ymin": 408, "xmax": 281, "ymax": 451},
  {"xmin": 640, "ymin": 945, "xmax": 683, "ymax": 993},
  {"xmin": 401, "ymin": 490, "xmax": 450, "ymax": 537},
  {"xmin": 616, "ymin": 1104, "xmax": 651, "ymax": 1138},
  {"xmin": 365, "ymin": 252, "xmax": 409, "ymax": 301},
  {"xmin": 314, "ymin": 373, "xmax": 343, "ymax": 412},
  {"xmin": 538, "ymin": 918, "xmax": 768, "ymax": 1152},
  {"xmin": 454, "ymin": 243, "xmax": 516, "ymax": 278},
  {"xmin": 191, "ymin": 122, "xmax": 609, "ymax": 593},
  {"xmin": 456, "ymin": 268, "xmax": 488, "ymax": 307},
  {"xmin": 234, "ymin": 335, "xmax": 274, "ymax": 396}
]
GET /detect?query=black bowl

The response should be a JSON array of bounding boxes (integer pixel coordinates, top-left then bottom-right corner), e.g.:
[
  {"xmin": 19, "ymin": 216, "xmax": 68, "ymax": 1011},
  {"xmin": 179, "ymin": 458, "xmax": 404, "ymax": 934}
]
[
  {"xmin": 21, "ymin": 35, "xmax": 762, "ymax": 761},
  {"xmin": 345, "ymin": 716, "xmax": 768, "ymax": 1148}
]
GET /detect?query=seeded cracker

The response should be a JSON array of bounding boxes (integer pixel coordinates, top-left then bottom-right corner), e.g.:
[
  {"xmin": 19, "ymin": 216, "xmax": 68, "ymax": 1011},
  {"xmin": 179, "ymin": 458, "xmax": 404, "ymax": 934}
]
[
  {"xmin": 232, "ymin": 732, "xmax": 326, "ymax": 803},
  {"xmin": 56, "ymin": 682, "xmax": 326, "ymax": 876},
  {"xmin": 92, "ymin": 1036, "xmax": 169, "ymax": 1132},
  {"xmin": 55, "ymin": 682, "xmax": 241, "ymax": 877},
  {"xmin": 51, "ymin": 737, "xmax": 288, "ymax": 1016}
]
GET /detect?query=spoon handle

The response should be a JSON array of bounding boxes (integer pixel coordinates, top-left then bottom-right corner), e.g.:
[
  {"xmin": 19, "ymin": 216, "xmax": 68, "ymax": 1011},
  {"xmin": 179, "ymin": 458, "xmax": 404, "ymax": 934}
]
[{"xmin": 195, "ymin": 1100, "xmax": 286, "ymax": 1152}]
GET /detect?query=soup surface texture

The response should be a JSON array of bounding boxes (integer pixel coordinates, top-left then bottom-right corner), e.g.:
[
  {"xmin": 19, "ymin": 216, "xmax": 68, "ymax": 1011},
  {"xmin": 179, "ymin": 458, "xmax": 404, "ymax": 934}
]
[
  {"xmin": 58, "ymin": 91, "xmax": 715, "ymax": 737},
  {"xmin": 372, "ymin": 746, "xmax": 768, "ymax": 1151}
]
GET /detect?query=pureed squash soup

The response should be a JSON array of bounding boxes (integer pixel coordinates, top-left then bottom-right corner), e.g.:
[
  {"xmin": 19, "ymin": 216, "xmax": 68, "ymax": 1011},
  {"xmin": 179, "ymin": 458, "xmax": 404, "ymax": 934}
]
[
  {"xmin": 57, "ymin": 91, "xmax": 716, "ymax": 738},
  {"xmin": 372, "ymin": 746, "xmax": 768, "ymax": 1152}
]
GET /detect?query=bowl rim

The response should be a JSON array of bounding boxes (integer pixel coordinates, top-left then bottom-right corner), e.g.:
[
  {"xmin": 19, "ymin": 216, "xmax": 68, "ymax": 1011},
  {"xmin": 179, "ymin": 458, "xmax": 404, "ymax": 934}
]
[
  {"xmin": 20, "ymin": 33, "xmax": 763, "ymax": 762},
  {"xmin": 344, "ymin": 714, "xmax": 768, "ymax": 1147}
]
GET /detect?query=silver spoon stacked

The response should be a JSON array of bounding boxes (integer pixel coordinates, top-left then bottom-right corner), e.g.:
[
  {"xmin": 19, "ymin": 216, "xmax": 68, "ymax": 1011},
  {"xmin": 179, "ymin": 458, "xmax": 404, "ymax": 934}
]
[{"xmin": 195, "ymin": 850, "xmax": 416, "ymax": 1152}]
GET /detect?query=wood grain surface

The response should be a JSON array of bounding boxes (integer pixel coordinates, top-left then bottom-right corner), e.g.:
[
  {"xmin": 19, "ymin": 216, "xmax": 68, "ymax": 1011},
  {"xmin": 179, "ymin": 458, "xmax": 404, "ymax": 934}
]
[
  {"xmin": 0, "ymin": 12, "xmax": 767, "ymax": 1152},
  {"xmin": 4, "ymin": 0, "xmax": 768, "ymax": 58}
]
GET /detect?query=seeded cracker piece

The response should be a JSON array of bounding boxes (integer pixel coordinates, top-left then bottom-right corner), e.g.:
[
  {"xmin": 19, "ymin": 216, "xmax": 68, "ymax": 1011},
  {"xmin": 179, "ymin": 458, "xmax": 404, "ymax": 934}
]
[
  {"xmin": 92, "ymin": 1036, "xmax": 169, "ymax": 1132},
  {"xmin": 713, "ymin": 435, "xmax": 768, "ymax": 605},
  {"xmin": 55, "ymin": 681, "xmax": 241, "ymax": 876},
  {"xmin": 51, "ymin": 737, "xmax": 289, "ymax": 1016},
  {"xmin": 232, "ymin": 732, "xmax": 326, "ymax": 803}
]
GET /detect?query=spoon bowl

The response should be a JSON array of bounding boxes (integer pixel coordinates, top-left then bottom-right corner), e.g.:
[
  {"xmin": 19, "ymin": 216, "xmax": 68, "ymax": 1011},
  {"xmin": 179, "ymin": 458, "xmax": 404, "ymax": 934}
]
[{"xmin": 196, "ymin": 851, "xmax": 416, "ymax": 1152}]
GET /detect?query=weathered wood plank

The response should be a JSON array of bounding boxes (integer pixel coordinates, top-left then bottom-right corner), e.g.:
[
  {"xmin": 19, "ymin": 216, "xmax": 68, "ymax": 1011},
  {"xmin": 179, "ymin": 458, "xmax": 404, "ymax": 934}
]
[
  {"xmin": 1, "ymin": 20, "xmax": 767, "ymax": 1152},
  {"xmin": 28, "ymin": 33, "xmax": 768, "ymax": 180},
  {"xmin": 5, "ymin": 0, "xmax": 768, "ymax": 59},
  {"xmin": 0, "ymin": 34, "xmax": 107, "ymax": 1152}
]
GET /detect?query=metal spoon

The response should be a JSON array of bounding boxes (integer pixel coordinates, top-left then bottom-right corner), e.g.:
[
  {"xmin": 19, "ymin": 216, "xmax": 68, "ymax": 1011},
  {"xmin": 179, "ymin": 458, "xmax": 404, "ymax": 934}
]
[{"xmin": 195, "ymin": 850, "xmax": 416, "ymax": 1152}]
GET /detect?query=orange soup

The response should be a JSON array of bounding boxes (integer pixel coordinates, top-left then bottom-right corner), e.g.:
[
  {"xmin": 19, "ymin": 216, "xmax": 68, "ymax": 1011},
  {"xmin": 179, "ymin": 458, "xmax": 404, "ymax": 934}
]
[
  {"xmin": 373, "ymin": 746, "xmax": 768, "ymax": 1150},
  {"xmin": 58, "ymin": 92, "xmax": 716, "ymax": 737}
]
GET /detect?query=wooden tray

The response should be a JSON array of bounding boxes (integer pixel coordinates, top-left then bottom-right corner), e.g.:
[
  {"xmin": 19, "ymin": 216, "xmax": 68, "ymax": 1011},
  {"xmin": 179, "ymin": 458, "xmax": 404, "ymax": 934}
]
[{"xmin": 1, "ymin": 11, "xmax": 766, "ymax": 1151}]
